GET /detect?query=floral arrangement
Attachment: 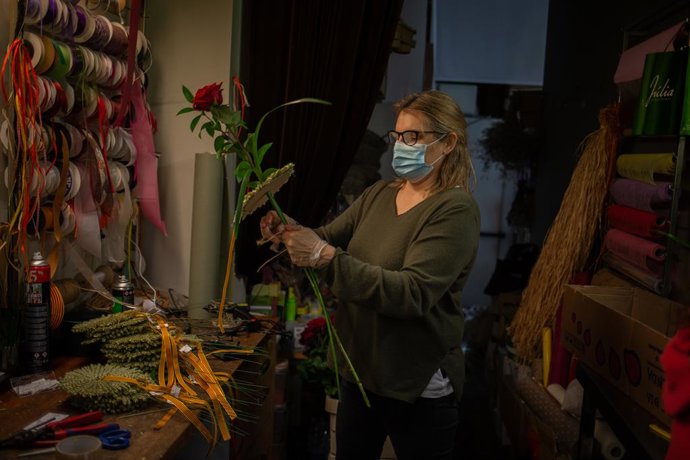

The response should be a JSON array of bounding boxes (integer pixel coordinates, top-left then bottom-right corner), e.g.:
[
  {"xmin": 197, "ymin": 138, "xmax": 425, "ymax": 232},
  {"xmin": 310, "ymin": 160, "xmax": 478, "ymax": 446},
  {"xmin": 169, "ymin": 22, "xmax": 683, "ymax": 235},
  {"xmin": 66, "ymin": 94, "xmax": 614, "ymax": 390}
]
[
  {"xmin": 297, "ymin": 316, "xmax": 338, "ymax": 398},
  {"xmin": 177, "ymin": 79, "xmax": 369, "ymax": 405}
]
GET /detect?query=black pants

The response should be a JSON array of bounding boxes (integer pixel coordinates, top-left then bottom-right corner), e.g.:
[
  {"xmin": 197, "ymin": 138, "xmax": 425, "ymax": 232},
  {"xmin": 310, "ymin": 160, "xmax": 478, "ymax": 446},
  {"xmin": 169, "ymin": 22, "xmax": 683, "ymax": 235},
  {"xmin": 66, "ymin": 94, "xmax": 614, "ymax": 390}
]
[{"xmin": 335, "ymin": 380, "xmax": 459, "ymax": 460}]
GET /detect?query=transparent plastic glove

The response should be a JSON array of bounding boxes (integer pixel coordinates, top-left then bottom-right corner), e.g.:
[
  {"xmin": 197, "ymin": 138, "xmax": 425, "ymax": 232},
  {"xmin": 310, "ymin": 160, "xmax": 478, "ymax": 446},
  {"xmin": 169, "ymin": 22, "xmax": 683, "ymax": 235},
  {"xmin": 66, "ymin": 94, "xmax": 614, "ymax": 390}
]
[
  {"xmin": 259, "ymin": 210, "xmax": 296, "ymax": 251},
  {"xmin": 282, "ymin": 224, "xmax": 331, "ymax": 268}
]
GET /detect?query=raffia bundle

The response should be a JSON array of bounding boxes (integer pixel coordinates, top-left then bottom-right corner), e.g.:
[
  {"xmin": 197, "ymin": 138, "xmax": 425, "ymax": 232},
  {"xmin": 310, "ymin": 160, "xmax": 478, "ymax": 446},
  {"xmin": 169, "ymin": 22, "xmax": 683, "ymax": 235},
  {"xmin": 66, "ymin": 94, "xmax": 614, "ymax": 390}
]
[{"xmin": 508, "ymin": 104, "xmax": 620, "ymax": 359}]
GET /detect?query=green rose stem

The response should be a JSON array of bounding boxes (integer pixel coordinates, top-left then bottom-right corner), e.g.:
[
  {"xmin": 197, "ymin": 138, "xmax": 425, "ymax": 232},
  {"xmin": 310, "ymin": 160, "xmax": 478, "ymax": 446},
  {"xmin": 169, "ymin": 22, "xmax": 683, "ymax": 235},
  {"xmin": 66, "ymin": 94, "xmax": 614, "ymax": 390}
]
[{"xmin": 266, "ymin": 192, "xmax": 370, "ymax": 407}]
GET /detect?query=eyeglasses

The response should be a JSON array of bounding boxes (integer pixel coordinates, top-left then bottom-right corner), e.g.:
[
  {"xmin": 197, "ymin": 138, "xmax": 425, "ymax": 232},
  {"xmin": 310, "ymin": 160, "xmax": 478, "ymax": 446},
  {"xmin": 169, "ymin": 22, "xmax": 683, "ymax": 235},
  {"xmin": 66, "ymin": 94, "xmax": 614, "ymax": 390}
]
[{"xmin": 386, "ymin": 130, "xmax": 445, "ymax": 146}]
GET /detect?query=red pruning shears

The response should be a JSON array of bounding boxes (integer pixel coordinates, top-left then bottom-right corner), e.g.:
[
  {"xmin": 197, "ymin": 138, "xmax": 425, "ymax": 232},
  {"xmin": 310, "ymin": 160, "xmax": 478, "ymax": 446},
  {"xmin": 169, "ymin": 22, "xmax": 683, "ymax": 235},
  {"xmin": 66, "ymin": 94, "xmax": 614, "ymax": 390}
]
[{"xmin": 32, "ymin": 411, "xmax": 120, "ymax": 446}]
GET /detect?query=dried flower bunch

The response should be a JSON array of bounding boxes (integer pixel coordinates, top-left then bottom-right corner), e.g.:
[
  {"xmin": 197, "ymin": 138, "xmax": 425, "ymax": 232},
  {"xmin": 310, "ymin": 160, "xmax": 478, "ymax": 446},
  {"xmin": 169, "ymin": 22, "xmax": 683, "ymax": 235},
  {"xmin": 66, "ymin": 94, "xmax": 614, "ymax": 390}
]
[
  {"xmin": 102, "ymin": 332, "xmax": 202, "ymax": 375},
  {"xmin": 100, "ymin": 332, "xmax": 162, "ymax": 374},
  {"xmin": 72, "ymin": 310, "xmax": 150, "ymax": 344},
  {"xmin": 60, "ymin": 364, "xmax": 153, "ymax": 413}
]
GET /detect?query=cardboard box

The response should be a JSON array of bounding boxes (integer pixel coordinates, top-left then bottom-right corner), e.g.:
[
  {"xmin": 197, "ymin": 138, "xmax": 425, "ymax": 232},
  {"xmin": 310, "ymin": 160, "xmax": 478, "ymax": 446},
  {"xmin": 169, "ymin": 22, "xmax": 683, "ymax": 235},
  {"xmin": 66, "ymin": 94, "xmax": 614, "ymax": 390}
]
[{"xmin": 561, "ymin": 285, "xmax": 684, "ymax": 425}]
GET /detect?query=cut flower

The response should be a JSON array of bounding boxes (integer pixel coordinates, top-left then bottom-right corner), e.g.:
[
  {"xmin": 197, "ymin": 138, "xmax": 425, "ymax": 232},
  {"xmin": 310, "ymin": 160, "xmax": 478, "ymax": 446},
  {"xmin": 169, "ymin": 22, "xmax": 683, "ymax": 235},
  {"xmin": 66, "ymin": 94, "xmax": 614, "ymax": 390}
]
[{"xmin": 192, "ymin": 82, "xmax": 223, "ymax": 111}]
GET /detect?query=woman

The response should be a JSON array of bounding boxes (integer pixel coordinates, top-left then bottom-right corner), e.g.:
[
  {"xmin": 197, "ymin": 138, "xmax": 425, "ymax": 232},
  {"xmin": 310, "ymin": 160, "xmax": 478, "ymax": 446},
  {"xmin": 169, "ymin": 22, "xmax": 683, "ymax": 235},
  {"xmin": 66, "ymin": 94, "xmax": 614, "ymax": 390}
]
[{"xmin": 260, "ymin": 90, "xmax": 480, "ymax": 459}]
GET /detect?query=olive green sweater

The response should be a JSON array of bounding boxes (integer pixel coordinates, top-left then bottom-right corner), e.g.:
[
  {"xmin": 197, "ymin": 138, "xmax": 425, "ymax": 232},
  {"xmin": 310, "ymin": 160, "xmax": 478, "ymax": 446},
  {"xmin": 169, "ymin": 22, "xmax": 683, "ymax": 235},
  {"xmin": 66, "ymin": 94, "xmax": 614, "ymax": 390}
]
[{"xmin": 317, "ymin": 180, "xmax": 480, "ymax": 403}]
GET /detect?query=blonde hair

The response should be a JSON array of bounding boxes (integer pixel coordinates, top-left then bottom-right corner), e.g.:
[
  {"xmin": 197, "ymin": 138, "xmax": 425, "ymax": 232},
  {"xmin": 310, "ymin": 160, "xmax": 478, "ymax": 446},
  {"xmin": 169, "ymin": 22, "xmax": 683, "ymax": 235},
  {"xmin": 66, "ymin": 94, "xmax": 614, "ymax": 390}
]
[{"xmin": 393, "ymin": 90, "xmax": 476, "ymax": 193}]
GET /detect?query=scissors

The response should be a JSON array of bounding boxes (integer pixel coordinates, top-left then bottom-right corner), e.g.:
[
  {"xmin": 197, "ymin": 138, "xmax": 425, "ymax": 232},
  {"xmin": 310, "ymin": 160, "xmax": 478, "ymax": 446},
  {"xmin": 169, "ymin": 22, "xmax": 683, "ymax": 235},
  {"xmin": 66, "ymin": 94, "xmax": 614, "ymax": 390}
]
[{"xmin": 98, "ymin": 427, "xmax": 131, "ymax": 450}]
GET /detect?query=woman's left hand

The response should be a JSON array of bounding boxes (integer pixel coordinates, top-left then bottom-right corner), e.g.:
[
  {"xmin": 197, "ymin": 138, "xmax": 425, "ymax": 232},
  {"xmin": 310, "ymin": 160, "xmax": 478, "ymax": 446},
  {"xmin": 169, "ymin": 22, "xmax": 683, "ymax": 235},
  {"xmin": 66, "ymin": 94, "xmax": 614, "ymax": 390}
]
[{"xmin": 282, "ymin": 225, "xmax": 332, "ymax": 268}]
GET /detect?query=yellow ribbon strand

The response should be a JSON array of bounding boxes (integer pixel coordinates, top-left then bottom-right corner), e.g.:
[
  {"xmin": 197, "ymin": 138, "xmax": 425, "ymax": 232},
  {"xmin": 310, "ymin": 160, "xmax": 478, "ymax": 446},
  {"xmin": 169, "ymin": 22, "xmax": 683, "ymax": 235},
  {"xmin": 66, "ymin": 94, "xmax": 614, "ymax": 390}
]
[
  {"xmin": 162, "ymin": 394, "xmax": 213, "ymax": 444},
  {"xmin": 154, "ymin": 407, "xmax": 178, "ymax": 431}
]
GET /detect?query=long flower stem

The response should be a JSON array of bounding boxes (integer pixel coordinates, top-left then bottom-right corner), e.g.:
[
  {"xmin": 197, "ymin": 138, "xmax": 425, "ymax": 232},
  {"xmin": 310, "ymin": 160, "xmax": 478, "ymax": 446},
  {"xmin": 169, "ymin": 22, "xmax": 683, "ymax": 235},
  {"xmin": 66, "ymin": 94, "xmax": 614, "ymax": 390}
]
[
  {"xmin": 267, "ymin": 192, "xmax": 369, "ymax": 407},
  {"xmin": 217, "ymin": 173, "xmax": 250, "ymax": 333}
]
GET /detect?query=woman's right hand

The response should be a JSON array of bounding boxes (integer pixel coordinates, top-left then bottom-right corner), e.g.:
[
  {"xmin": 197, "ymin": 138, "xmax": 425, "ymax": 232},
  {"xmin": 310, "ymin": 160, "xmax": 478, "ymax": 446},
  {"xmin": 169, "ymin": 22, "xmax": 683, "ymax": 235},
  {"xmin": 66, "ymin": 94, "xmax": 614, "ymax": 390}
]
[{"xmin": 259, "ymin": 210, "xmax": 296, "ymax": 248}]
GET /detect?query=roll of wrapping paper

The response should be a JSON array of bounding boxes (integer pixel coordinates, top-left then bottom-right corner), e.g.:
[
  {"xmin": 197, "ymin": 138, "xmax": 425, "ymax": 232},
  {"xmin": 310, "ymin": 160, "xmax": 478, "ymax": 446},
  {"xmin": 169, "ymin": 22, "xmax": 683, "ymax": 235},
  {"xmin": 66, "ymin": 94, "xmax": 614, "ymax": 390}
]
[
  {"xmin": 616, "ymin": 153, "xmax": 675, "ymax": 184},
  {"xmin": 602, "ymin": 252, "xmax": 664, "ymax": 294},
  {"xmin": 607, "ymin": 204, "xmax": 668, "ymax": 239},
  {"xmin": 188, "ymin": 153, "xmax": 224, "ymax": 319},
  {"xmin": 609, "ymin": 178, "xmax": 672, "ymax": 213},
  {"xmin": 604, "ymin": 228, "xmax": 665, "ymax": 275},
  {"xmin": 515, "ymin": 377, "xmax": 579, "ymax": 452},
  {"xmin": 595, "ymin": 419, "xmax": 626, "ymax": 460}
]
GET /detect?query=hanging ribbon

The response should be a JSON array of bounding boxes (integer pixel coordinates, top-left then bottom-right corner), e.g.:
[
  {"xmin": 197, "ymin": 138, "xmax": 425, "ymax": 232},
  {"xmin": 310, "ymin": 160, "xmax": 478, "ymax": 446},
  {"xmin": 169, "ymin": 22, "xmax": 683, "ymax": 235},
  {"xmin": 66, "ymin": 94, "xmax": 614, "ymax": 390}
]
[{"xmin": 113, "ymin": 0, "xmax": 142, "ymax": 127}]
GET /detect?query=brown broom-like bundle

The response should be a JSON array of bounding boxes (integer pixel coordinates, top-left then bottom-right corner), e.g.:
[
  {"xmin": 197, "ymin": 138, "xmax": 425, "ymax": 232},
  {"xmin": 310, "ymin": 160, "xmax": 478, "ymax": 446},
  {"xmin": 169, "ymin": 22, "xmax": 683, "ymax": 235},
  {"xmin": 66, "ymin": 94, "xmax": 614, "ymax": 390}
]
[{"xmin": 508, "ymin": 103, "xmax": 620, "ymax": 359}]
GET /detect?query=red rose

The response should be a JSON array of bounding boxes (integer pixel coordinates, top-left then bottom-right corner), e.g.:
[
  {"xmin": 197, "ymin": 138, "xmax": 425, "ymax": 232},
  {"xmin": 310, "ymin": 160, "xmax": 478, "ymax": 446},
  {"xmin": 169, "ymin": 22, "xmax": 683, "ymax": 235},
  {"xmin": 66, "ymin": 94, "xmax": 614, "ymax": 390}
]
[
  {"xmin": 300, "ymin": 317, "xmax": 328, "ymax": 347},
  {"xmin": 192, "ymin": 83, "xmax": 223, "ymax": 111}
]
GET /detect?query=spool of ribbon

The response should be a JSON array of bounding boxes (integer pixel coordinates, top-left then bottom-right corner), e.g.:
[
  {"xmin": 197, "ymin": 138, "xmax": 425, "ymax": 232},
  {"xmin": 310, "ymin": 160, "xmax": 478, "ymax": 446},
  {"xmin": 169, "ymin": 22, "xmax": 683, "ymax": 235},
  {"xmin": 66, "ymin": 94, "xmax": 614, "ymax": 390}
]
[
  {"xmin": 74, "ymin": 9, "xmax": 96, "ymax": 44},
  {"xmin": 121, "ymin": 128, "xmax": 136, "ymax": 166},
  {"xmin": 604, "ymin": 228, "xmax": 665, "ymax": 276},
  {"xmin": 107, "ymin": 161, "xmax": 130, "ymax": 192},
  {"xmin": 64, "ymin": 162, "xmax": 82, "ymax": 201},
  {"xmin": 62, "ymin": 80, "xmax": 75, "ymax": 115},
  {"xmin": 103, "ymin": 21, "xmax": 128, "ymax": 56},
  {"xmin": 22, "ymin": 32, "xmax": 54, "ymax": 75},
  {"xmin": 23, "ymin": 0, "xmax": 46, "ymax": 25},
  {"xmin": 84, "ymin": 15, "xmax": 112, "ymax": 51},
  {"xmin": 43, "ymin": 79, "xmax": 68, "ymax": 118},
  {"xmin": 49, "ymin": 0, "xmax": 69, "ymax": 32},
  {"xmin": 71, "ymin": 84, "xmax": 98, "ymax": 118},
  {"xmin": 61, "ymin": 201, "xmax": 77, "ymax": 235},
  {"xmin": 65, "ymin": 2, "xmax": 79, "ymax": 35},
  {"xmin": 77, "ymin": 46, "xmax": 98, "ymax": 81},
  {"xmin": 94, "ymin": 53, "xmax": 113, "ymax": 86},
  {"xmin": 40, "ymin": 0, "xmax": 59, "ymax": 26},
  {"xmin": 107, "ymin": 0, "xmax": 126, "ymax": 14},
  {"xmin": 73, "ymin": 4, "xmax": 88, "ymax": 36},
  {"xmin": 26, "ymin": 202, "xmax": 56, "ymax": 233},
  {"xmin": 0, "ymin": 118, "xmax": 13, "ymax": 154},
  {"xmin": 67, "ymin": 45, "xmax": 85, "ymax": 78},
  {"xmin": 46, "ymin": 39, "xmax": 73, "ymax": 79},
  {"xmin": 50, "ymin": 283, "xmax": 65, "ymax": 330},
  {"xmin": 609, "ymin": 178, "xmax": 672, "ymax": 213},
  {"xmin": 54, "ymin": 121, "xmax": 85, "ymax": 158},
  {"xmin": 616, "ymin": 153, "xmax": 675, "ymax": 184},
  {"xmin": 86, "ymin": 0, "xmax": 108, "ymax": 14},
  {"xmin": 607, "ymin": 204, "xmax": 668, "ymax": 239},
  {"xmin": 29, "ymin": 162, "xmax": 60, "ymax": 197},
  {"xmin": 602, "ymin": 252, "xmax": 664, "ymax": 294}
]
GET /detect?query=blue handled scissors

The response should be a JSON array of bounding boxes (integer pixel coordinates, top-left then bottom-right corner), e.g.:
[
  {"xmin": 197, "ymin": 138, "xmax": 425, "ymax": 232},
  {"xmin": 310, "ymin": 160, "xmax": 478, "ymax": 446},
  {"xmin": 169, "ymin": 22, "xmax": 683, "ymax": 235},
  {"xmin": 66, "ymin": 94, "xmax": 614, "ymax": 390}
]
[{"xmin": 98, "ymin": 428, "xmax": 131, "ymax": 450}]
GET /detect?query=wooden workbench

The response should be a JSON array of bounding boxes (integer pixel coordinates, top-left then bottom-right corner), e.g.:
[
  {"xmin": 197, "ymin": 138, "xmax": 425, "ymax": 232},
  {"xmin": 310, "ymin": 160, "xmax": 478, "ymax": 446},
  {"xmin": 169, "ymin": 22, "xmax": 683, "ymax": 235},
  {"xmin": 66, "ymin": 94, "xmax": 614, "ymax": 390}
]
[{"xmin": 0, "ymin": 329, "xmax": 277, "ymax": 459}]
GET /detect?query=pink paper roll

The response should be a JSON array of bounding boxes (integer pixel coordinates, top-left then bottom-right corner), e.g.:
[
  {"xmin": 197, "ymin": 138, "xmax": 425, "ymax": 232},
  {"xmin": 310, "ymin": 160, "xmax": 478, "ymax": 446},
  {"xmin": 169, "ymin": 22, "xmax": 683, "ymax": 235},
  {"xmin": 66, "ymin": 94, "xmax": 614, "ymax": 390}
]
[
  {"xmin": 602, "ymin": 253, "xmax": 664, "ymax": 294},
  {"xmin": 604, "ymin": 229, "xmax": 665, "ymax": 275}
]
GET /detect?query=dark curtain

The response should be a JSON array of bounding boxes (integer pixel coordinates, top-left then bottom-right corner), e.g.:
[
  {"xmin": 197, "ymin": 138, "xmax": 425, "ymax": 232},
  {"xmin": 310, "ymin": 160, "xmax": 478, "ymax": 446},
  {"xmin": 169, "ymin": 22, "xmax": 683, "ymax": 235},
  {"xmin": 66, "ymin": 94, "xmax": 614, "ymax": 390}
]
[{"xmin": 236, "ymin": 0, "xmax": 403, "ymax": 281}]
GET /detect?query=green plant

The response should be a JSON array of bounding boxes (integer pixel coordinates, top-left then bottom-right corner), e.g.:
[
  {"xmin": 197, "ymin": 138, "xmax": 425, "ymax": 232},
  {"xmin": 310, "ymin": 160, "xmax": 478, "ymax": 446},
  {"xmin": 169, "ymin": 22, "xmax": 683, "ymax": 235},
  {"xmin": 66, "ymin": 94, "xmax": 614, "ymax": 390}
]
[{"xmin": 479, "ymin": 114, "xmax": 538, "ymax": 177}]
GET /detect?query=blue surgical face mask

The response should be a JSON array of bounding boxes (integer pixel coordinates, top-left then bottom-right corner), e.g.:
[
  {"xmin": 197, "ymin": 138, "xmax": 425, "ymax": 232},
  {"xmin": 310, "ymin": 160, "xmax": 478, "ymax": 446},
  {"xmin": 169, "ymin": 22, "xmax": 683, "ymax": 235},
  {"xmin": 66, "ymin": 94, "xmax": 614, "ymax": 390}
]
[{"xmin": 392, "ymin": 135, "xmax": 447, "ymax": 182}]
